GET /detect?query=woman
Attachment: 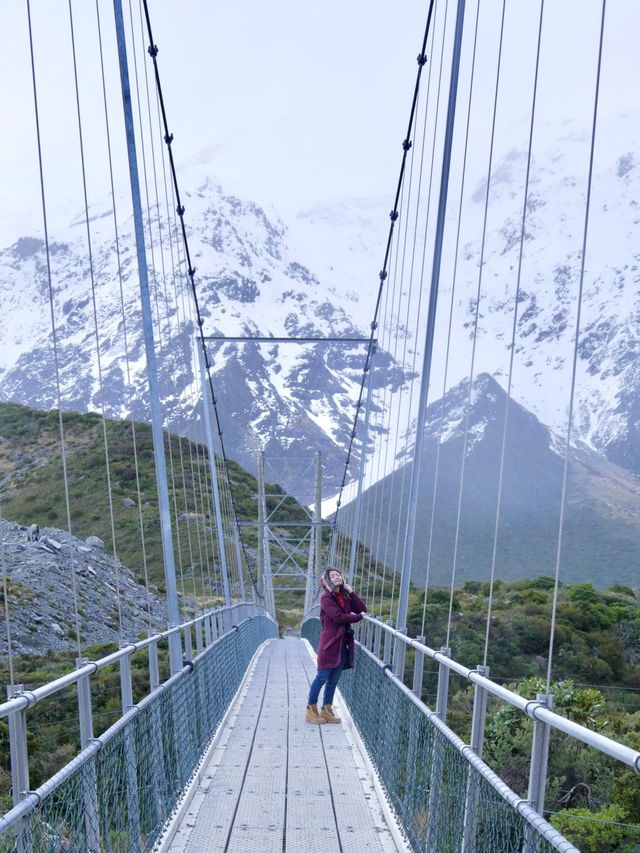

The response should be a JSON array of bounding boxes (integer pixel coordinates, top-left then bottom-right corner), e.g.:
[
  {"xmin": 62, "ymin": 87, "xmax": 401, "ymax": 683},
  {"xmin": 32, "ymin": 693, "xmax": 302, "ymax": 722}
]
[{"xmin": 306, "ymin": 567, "xmax": 367, "ymax": 724}]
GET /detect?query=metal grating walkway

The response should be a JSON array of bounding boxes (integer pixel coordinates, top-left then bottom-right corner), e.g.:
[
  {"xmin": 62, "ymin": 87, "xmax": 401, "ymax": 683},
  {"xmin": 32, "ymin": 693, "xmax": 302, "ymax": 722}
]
[{"xmin": 164, "ymin": 637, "xmax": 401, "ymax": 852}]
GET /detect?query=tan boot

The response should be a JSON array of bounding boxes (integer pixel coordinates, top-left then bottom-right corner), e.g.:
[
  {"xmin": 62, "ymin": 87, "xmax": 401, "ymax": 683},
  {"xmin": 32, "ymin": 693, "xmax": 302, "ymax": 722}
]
[
  {"xmin": 320, "ymin": 704, "xmax": 341, "ymax": 724},
  {"xmin": 305, "ymin": 703, "xmax": 326, "ymax": 724}
]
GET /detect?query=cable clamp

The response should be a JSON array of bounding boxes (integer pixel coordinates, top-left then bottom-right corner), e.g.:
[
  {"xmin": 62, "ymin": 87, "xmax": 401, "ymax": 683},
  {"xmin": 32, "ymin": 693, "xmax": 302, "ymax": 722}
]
[
  {"xmin": 370, "ymin": 321, "xmax": 378, "ymax": 331},
  {"xmin": 417, "ymin": 53, "xmax": 427, "ymax": 66},
  {"xmin": 212, "ymin": 395, "xmax": 217, "ymax": 405},
  {"xmin": 402, "ymin": 139, "xmax": 412, "ymax": 152},
  {"xmin": 379, "ymin": 270, "xmax": 387, "ymax": 281},
  {"xmin": 164, "ymin": 133, "xmax": 174, "ymax": 146},
  {"xmin": 389, "ymin": 210, "xmax": 399, "ymax": 221},
  {"xmin": 177, "ymin": 204, "xmax": 185, "ymax": 216},
  {"xmin": 148, "ymin": 45, "xmax": 159, "ymax": 58},
  {"xmin": 183, "ymin": 659, "xmax": 195, "ymax": 673},
  {"xmin": 197, "ymin": 317, "xmax": 204, "ymax": 327},
  {"xmin": 189, "ymin": 266, "xmax": 196, "ymax": 277}
]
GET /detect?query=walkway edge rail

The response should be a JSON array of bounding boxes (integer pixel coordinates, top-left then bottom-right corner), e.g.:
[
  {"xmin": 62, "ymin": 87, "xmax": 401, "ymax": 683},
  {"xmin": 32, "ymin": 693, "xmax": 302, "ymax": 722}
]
[
  {"xmin": 354, "ymin": 612, "xmax": 640, "ymax": 773},
  {"xmin": 1, "ymin": 605, "xmax": 277, "ymax": 847}
]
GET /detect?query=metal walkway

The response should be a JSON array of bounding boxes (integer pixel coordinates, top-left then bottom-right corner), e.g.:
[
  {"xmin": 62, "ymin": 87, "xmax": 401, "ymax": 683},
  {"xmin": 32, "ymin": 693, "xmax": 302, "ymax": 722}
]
[{"xmin": 163, "ymin": 637, "xmax": 402, "ymax": 853}]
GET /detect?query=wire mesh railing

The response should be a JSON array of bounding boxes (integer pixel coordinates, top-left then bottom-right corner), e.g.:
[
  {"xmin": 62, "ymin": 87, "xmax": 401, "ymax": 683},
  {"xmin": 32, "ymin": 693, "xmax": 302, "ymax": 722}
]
[
  {"xmin": 0, "ymin": 605, "xmax": 277, "ymax": 852},
  {"xmin": 301, "ymin": 612, "xmax": 608, "ymax": 852}
]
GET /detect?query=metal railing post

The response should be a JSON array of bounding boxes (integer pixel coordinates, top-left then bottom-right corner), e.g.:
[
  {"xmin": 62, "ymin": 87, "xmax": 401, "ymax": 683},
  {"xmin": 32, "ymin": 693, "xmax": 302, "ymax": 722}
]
[
  {"xmin": 147, "ymin": 641, "xmax": 166, "ymax": 827},
  {"xmin": 148, "ymin": 640, "xmax": 160, "ymax": 691},
  {"xmin": 195, "ymin": 618, "xmax": 204, "ymax": 655},
  {"xmin": 120, "ymin": 654, "xmax": 141, "ymax": 853},
  {"xmin": 7, "ymin": 684, "xmax": 29, "ymax": 853},
  {"xmin": 435, "ymin": 647, "xmax": 451, "ymax": 722},
  {"xmin": 373, "ymin": 620, "xmax": 383, "ymax": 659},
  {"xmin": 462, "ymin": 665, "xmax": 490, "ymax": 852},
  {"xmin": 383, "ymin": 620, "xmax": 394, "ymax": 665},
  {"xmin": 204, "ymin": 613, "xmax": 212, "ymax": 646},
  {"xmin": 183, "ymin": 625, "xmax": 193, "ymax": 662},
  {"xmin": 76, "ymin": 659, "xmax": 100, "ymax": 853},
  {"xmin": 425, "ymin": 648, "xmax": 452, "ymax": 849},
  {"xmin": 524, "ymin": 694, "xmax": 553, "ymax": 852},
  {"xmin": 412, "ymin": 637, "xmax": 426, "ymax": 698}
]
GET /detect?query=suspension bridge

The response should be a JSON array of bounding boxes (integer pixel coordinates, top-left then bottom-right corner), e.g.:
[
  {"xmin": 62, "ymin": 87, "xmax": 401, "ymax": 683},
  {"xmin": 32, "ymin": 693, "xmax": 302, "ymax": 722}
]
[{"xmin": 1, "ymin": 0, "xmax": 639, "ymax": 851}]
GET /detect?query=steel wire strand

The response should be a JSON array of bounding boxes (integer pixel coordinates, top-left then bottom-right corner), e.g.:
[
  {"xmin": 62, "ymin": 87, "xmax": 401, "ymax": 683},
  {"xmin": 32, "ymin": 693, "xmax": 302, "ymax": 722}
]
[
  {"xmin": 67, "ymin": 0, "xmax": 127, "ymax": 644},
  {"xmin": 387, "ymin": 0, "xmax": 449, "ymax": 630},
  {"xmin": 420, "ymin": 0, "xmax": 481, "ymax": 638},
  {"xmin": 138, "ymin": 0, "xmax": 259, "ymax": 597},
  {"xmin": 25, "ymin": 0, "xmax": 82, "ymax": 656},
  {"xmin": 329, "ymin": 1, "xmax": 438, "ymax": 559},
  {"xmin": 546, "ymin": 0, "xmax": 607, "ymax": 695},
  {"xmin": 1, "ymin": 502, "xmax": 16, "ymax": 690},
  {"xmin": 445, "ymin": 0, "xmax": 508, "ymax": 650},
  {"xmin": 128, "ymin": 0, "xmax": 190, "ymax": 610},
  {"xmin": 483, "ymin": 0, "xmax": 545, "ymax": 667},
  {"xmin": 94, "ymin": 0, "xmax": 155, "ymax": 633}
]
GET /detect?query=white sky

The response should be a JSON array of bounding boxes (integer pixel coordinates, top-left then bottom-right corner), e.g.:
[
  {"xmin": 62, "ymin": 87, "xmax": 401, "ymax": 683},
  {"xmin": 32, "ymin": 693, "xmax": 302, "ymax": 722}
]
[{"xmin": 1, "ymin": 1, "xmax": 637, "ymax": 249}]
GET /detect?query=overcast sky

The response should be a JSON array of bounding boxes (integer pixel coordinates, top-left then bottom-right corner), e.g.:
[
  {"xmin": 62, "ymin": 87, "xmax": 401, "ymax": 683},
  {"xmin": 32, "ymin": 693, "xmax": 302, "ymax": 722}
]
[{"xmin": 0, "ymin": 1, "xmax": 637, "ymax": 247}]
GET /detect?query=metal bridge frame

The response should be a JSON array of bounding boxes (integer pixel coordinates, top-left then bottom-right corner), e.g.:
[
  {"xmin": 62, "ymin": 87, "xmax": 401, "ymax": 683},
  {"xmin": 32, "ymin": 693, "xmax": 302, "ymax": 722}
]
[{"xmin": 201, "ymin": 334, "xmax": 375, "ymax": 617}]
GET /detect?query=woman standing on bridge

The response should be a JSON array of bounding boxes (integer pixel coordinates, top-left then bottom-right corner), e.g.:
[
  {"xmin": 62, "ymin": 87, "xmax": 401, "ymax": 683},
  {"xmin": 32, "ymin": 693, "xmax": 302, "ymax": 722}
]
[{"xmin": 306, "ymin": 568, "xmax": 367, "ymax": 724}]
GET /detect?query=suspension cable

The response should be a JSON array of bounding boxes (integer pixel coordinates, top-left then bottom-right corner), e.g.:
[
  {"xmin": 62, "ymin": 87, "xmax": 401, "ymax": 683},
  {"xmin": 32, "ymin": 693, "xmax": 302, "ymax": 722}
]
[
  {"xmin": 445, "ymin": 0, "xmax": 507, "ymax": 649},
  {"xmin": 26, "ymin": 0, "xmax": 82, "ymax": 657},
  {"xmin": 483, "ymin": 0, "xmax": 545, "ymax": 666},
  {"xmin": 140, "ymin": 0, "xmax": 260, "ymax": 596},
  {"xmin": 546, "ymin": 0, "xmax": 607, "ymax": 694},
  {"xmin": 329, "ymin": 0, "xmax": 437, "ymax": 558},
  {"xmin": 95, "ymin": 0, "xmax": 154, "ymax": 633}
]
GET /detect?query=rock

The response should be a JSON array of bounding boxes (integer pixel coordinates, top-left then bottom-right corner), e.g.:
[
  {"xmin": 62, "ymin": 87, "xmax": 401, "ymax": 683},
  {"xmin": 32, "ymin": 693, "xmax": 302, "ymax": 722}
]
[
  {"xmin": 27, "ymin": 523, "xmax": 40, "ymax": 542},
  {"xmin": 39, "ymin": 536, "xmax": 62, "ymax": 554},
  {"xmin": 85, "ymin": 536, "xmax": 105, "ymax": 550},
  {"xmin": 123, "ymin": 497, "xmax": 136, "ymax": 508},
  {"xmin": 51, "ymin": 622, "xmax": 64, "ymax": 636}
]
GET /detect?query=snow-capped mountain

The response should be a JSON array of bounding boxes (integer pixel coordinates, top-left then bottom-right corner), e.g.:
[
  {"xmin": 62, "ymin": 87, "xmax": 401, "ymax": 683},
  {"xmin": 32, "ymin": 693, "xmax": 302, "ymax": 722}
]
[
  {"xmin": 339, "ymin": 373, "xmax": 640, "ymax": 589},
  {"xmin": 0, "ymin": 110, "xmax": 638, "ymax": 505}
]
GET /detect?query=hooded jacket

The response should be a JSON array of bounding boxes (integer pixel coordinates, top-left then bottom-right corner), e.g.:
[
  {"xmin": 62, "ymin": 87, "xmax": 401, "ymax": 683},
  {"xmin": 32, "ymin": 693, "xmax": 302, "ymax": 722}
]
[{"xmin": 317, "ymin": 585, "xmax": 367, "ymax": 670}]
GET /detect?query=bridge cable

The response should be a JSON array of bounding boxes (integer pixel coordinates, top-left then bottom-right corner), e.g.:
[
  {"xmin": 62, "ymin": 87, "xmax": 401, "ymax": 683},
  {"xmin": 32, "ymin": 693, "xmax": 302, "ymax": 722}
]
[
  {"xmin": 546, "ymin": 0, "xmax": 607, "ymax": 694},
  {"xmin": 26, "ymin": 0, "xmax": 82, "ymax": 657},
  {"xmin": 127, "ymin": 0, "xmax": 191, "ymax": 610},
  {"xmin": 1, "ymin": 502, "xmax": 15, "ymax": 689},
  {"xmin": 329, "ymin": 0, "xmax": 437, "ymax": 562},
  {"xmin": 68, "ymin": 0, "xmax": 127, "ymax": 644},
  {"xmin": 445, "ymin": 0, "xmax": 508, "ymax": 650},
  {"xmin": 420, "ymin": 0, "xmax": 481, "ymax": 638},
  {"xmin": 483, "ymin": 0, "xmax": 545, "ymax": 667},
  {"xmin": 387, "ymin": 0, "xmax": 452, "ymax": 626},
  {"xmin": 140, "ymin": 0, "xmax": 260, "ymax": 597},
  {"xmin": 95, "ymin": 0, "xmax": 155, "ymax": 634}
]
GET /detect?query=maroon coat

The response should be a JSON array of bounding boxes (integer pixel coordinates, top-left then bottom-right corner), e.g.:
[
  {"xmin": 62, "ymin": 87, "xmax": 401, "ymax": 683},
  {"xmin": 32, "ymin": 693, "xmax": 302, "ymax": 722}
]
[{"xmin": 317, "ymin": 589, "xmax": 367, "ymax": 670}]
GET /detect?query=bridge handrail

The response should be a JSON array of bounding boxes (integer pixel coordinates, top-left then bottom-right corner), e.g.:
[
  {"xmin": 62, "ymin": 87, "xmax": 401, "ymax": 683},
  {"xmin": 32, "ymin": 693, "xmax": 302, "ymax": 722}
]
[
  {"xmin": 302, "ymin": 609, "xmax": 640, "ymax": 774},
  {"xmin": 0, "ymin": 605, "xmax": 275, "ymax": 835},
  {"xmin": 360, "ymin": 614, "xmax": 640, "ymax": 772},
  {"xmin": 0, "ymin": 602, "xmax": 264, "ymax": 720}
]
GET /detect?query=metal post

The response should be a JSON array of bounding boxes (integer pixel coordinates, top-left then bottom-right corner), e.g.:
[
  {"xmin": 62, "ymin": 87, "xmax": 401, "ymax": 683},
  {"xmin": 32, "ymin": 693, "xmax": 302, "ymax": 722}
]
[
  {"xmin": 183, "ymin": 625, "xmax": 193, "ymax": 662},
  {"xmin": 195, "ymin": 618, "xmax": 204, "ymax": 654},
  {"xmin": 304, "ymin": 527, "xmax": 315, "ymax": 615},
  {"xmin": 233, "ymin": 526, "xmax": 248, "ymax": 601},
  {"xmin": 76, "ymin": 659, "xmax": 100, "ymax": 853},
  {"xmin": 197, "ymin": 344, "xmax": 231, "ymax": 607},
  {"xmin": 113, "ymin": 0, "xmax": 181, "ymax": 675},
  {"xmin": 7, "ymin": 684, "xmax": 29, "ymax": 851},
  {"xmin": 315, "ymin": 451, "xmax": 322, "ymax": 582},
  {"xmin": 395, "ymin": 0, "xmax": 467, "ymax": 677},
  {"xmin": 373, "ymin": 621, "xmax": 383, "ymax": 659},
  {"xmin": 119, "ymin": 654, "xmax": 142, "ymax": 853},
  {"xmin": 348, "ymin": 346, "xmax": 376, "ymax": 583},
  {"xmin": 412, "ymin": 637, "xmax": 426, "ymax": 698},
  {"xmin": 258, "ymin": 452, "xmax": 275, "ymax": 618},
  {"xmin": 462, "ymin": 665, "xmax": 490, "ymax": 852},
  {"xmin": 524, "ymin": 693, "xmax": 553, "ymax": 852},
  {"xmin": 383, "ymin": 620, "xmax": 393, "ymax": 665},
  {"xmin": 148, "ymin": 640, "xmax": 160, "ymax": 691},
  {"xmin": 435, "ymin": 647, "xmax": 451, "ymax": 722}
]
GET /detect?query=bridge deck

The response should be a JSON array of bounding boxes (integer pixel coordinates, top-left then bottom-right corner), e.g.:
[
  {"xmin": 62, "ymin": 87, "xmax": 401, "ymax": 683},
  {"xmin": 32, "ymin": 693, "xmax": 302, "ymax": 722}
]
[{"xmin": 164, "ymin": 636, "xmax": 401, "ymax": 853}]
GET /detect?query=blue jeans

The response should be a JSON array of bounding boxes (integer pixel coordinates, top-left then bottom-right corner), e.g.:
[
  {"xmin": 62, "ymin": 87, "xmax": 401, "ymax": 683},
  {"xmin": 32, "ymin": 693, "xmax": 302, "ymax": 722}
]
[{"xmin": 308, "ymin": 645, "xmax": 349, "ymax": 706}]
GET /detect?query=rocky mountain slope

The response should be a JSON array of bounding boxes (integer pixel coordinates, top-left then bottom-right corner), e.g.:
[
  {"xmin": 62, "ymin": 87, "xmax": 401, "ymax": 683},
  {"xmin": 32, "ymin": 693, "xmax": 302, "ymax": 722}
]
[{"xmin": 340, "ymin": 373, "xmax": 640, "ymax": 588}]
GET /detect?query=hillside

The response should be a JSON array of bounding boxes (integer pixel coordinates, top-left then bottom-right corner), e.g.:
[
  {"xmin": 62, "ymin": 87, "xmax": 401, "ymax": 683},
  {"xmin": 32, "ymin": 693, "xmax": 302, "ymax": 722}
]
[{"xmin": 341, "ymin": 374, "xmax": 640, "ymax": 588}]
